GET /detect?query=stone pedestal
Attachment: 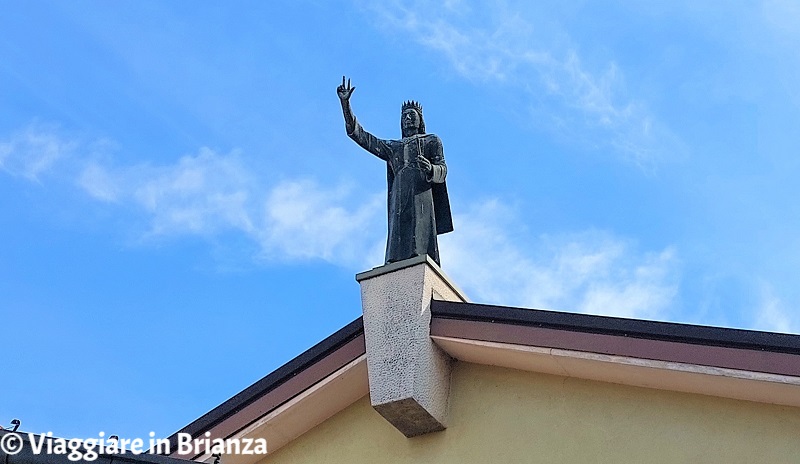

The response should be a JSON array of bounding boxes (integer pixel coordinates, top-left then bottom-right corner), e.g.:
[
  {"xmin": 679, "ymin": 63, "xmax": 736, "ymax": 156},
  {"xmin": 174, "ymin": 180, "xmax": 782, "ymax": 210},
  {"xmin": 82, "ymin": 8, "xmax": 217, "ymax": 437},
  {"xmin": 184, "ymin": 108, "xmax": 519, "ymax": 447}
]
[{"xmin": 356, "ymin": 255, "xmax": 468, "ymax": 437}]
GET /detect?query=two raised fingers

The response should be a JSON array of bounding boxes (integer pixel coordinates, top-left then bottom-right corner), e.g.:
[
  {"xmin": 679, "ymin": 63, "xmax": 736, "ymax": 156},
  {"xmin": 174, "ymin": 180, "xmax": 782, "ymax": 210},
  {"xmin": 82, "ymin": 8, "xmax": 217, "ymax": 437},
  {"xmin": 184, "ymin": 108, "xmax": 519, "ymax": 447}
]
[{"xmin": 340, "ymin": 75, "xmax": 354, "ymax": 90}]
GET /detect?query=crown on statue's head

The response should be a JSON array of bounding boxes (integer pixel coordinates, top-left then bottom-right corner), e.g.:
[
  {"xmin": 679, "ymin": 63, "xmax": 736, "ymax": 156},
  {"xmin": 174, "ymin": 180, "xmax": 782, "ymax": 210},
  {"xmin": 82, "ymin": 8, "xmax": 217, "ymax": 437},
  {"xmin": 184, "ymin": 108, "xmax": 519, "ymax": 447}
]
[{"xmin": 401, "ymin": 100, "xmax": 423, "ymax": 115}]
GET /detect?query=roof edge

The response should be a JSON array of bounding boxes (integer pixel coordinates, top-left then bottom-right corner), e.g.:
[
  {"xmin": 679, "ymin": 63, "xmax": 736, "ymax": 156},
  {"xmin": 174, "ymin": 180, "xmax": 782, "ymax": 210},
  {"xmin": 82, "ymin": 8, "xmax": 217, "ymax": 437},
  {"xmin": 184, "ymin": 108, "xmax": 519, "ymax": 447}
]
[
  {"xmin": 166, "ymin": 317, "xmax": 364, "ymax": 449},
  {"xmin": 430, "ymin": 300, "xmax": 800, "ymax": 355}
]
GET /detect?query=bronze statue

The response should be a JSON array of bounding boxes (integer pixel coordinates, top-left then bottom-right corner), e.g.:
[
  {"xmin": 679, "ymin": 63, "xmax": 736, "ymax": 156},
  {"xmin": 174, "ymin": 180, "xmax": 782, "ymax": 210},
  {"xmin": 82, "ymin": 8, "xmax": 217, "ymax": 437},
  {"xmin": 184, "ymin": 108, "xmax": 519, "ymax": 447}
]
[{"xmin": 338, "ymin": 76, "xmax": 453, "ymax": 266}]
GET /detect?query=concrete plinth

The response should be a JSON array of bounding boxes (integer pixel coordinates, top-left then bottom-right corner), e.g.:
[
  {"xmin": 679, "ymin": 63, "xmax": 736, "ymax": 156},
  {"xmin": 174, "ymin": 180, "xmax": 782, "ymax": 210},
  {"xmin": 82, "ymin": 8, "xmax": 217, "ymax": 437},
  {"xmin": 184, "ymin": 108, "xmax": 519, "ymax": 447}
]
[{"xmin": 356, "ymin": 255, "xmax": 468, "ymax": 437}]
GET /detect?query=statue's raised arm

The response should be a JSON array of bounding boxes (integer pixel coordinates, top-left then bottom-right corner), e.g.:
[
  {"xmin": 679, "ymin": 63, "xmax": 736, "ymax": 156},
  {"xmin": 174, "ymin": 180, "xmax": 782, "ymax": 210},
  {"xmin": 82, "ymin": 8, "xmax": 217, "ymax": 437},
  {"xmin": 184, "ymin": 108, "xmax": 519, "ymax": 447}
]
[
  {"xmin": 338, "ymin": 76, "xmax": 392, "ymax": 161},
  {"xmin": 337, "ymin": 76, "xmax": 453, "ymax": 266},
  {"xmin": 337, "ymin": 76, "xmax": 356, "ymax": 134}
]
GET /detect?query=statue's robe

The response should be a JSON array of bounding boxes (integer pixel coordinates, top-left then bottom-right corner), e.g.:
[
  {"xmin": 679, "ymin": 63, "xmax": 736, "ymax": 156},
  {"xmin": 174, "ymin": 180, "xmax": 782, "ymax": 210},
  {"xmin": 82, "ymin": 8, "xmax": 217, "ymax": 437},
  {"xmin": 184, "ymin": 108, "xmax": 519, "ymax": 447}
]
[{"xmin": 348, "ymin": 119, "xmax": 453, "ymax": 266}]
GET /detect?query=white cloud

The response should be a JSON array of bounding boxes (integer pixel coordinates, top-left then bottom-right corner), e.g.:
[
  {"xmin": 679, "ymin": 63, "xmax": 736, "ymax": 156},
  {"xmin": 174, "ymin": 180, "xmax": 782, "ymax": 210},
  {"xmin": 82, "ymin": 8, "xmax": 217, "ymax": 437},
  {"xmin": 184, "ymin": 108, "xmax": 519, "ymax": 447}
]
[
  {"xmin": 132, "ymin": 149, "xmax": 256, "ymax": 236},
  {"xmin": 78, "ymin": 162, "xmax": 121, "ymax": 202},
  {"xmin": 77, "ymin": 148, "xmax": 384, "ymax": 266},
  {"xmin": 0, "ymin": 124, "xmax": 384, "ymax": 267},
  {"xmin": 762, "ymin": 0, "xmax": 800, "ymax": 40},
  {"xmin": 0, "ymin": 124, "xmax": 76, "ymax": 180},
  {"xmin": 440, "ymin": 200, "xmax": 679, "ymax": 319},
  {"xmin": 363, "ymin": 0, "xmax": 676, "ymax": 168},
  {"xmin": 73, "ymin": 142, "xmax": 678, "ymax": 318},
  {"xmin": 259, "ymin": 180, "xmax": 383, "ymax": 264},
  {"xmin": 81, "ymin": 148, "xmax": 256, "ymax": 236},
  {"xmin": 2, "ymin": 124, "xmax": 678, "ymax": 317},
  {"xmin": 752, "ymin": 282, "xmax": 798, "ymax": 333}
]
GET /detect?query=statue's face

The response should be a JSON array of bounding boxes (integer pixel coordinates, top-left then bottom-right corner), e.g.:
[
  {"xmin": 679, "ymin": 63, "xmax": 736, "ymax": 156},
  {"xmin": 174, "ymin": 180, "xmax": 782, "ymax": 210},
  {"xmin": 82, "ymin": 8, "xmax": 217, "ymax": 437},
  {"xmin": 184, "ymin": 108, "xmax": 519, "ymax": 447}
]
[{"xmin": 402, "ymin": 109, "xmax": 421, "ymax": 133}]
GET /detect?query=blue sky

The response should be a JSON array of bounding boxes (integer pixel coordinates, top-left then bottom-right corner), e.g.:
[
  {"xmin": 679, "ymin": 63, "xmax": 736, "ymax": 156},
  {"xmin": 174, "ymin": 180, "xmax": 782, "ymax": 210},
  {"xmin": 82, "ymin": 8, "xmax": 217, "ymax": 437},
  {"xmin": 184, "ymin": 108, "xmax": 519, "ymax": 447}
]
[{"xmin": 2, "ymin": 0, "xmax": 800, "ymax": 443}]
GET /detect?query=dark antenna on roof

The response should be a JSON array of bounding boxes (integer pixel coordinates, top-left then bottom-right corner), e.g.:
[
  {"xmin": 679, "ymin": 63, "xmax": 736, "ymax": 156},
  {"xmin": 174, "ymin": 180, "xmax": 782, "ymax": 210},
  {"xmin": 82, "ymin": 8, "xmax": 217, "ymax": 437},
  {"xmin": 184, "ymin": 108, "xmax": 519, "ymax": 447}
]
[{"xmin": 10, "ymin": 419, "xmax": 20, "ymax": 432}]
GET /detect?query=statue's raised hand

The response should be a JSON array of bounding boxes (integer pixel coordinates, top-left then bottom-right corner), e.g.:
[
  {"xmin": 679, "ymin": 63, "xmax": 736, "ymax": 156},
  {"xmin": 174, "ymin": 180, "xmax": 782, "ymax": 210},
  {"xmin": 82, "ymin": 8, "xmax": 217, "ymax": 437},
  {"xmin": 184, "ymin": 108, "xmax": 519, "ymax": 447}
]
[{"xmin": 337, "ymin": 76, "xmax": 355, "ymax": 101}]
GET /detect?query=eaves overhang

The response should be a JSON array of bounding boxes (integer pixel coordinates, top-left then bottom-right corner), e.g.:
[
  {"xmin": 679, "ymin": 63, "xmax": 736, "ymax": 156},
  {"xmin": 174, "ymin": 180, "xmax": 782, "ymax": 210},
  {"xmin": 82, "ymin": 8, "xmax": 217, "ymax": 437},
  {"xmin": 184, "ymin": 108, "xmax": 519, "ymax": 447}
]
[
  {"xmin": 430, "ymin": 299, "xmax": 800, "ymax": 408},
  {"xmin": 167, "ymin": 317, "xmax": 366, "ymax": 462},
  {"xmin": 169, "ymin": 299, "xmax": 800, "ymax": 462}
]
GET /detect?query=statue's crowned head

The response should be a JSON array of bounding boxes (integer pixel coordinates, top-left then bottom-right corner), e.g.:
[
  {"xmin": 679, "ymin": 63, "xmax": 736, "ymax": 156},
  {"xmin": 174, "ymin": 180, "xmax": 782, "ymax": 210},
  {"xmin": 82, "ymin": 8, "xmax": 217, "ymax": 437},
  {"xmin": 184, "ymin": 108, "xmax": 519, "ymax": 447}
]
[{"xmin": 401, "ymin": 100, "xmax": 425, "ymax": 137}]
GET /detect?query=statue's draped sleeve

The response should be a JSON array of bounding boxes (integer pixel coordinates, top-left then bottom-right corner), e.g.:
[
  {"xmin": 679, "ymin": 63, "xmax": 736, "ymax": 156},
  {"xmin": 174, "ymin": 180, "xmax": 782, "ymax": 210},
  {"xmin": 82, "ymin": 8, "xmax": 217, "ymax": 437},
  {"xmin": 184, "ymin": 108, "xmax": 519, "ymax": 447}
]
[
  {"xmin": 426, "ymin": 136, "xmax": 447, "ymax": 184},
  {"xmin": 424, "ymin": 135, "xmax": 453, "ymax": 235},
  {"xmin": 347, "ymin": 118, "xmax": 392, "ymax": 161}
]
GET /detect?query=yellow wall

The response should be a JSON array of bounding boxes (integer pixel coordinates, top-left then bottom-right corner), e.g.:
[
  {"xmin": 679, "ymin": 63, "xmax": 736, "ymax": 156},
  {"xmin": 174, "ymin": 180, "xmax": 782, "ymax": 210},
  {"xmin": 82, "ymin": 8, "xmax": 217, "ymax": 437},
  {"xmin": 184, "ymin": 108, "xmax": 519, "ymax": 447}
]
[{"xmin": 260, "ymin": 362, "xmax": 800, "ymax": 463}]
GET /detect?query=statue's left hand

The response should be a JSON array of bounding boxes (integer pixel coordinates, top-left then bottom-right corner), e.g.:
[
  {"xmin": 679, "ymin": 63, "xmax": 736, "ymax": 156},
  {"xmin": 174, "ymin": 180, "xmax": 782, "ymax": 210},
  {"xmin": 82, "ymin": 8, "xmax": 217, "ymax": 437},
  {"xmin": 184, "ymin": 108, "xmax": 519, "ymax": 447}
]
[{"xmin": 417, "ymin": 155, "xmax": 432, "ymax": 174}]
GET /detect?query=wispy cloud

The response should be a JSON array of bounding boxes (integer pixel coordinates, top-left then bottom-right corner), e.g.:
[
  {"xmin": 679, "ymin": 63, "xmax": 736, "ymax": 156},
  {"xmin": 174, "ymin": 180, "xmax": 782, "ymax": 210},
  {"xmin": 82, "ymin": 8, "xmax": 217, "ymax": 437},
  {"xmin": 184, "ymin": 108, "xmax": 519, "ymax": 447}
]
[
  {"xmin": 258, "ymin": 180, "xmax": 383, "ymax": 264},
  {"xmin": 83, "ymin": 149, "xmax": 258, "ymax": 236},
  {"xmin": 0, "ymin": 123, "xmax": 76, "ymax": 181},
  {"xmin": 1, "ymin": 124, "xmax": 384, "ymax": 266},
  {"xmin": 94, "ymin": 153, "xmax": 679, "ymax": 317},
  {"xmin": 752, "ymin": 282, "xmax": 798, "ymax": 333},
  {"xmin": 441, "ymin": 200, "xmax": 679, "ymax": 319},
  {"xmin": 4, "ymin": 123, "xmax": 678, "ymax": 319},
  {"xmin": 79, "ymin": 149, "xmax": 384, "ymax": 266},
  {"xmin": 762, "ymin": 0, "xmax": 800, "ymax": 40},
  {"xmin": 363, "ymin": 0, "xmax": 677, "ymax": 168}
]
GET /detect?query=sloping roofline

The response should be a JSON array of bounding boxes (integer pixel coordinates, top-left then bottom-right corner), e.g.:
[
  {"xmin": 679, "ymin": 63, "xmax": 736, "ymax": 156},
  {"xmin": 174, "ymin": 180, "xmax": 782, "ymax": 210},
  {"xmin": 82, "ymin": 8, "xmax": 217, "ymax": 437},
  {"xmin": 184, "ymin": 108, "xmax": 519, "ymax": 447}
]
[
  {"xmin": 170, "ymin": 300, "xmax": 800, "ymax": 460},
  {"xmin": 431, "ymin": 300, "xmax": 800, "ymax": 355},
  {"xmin": 430, "ymin": 300, "xmax": 800, "ymax": 377},
  {"xmin": 167, "ymin": 317, "xmax": 365, "ymax": 457}
]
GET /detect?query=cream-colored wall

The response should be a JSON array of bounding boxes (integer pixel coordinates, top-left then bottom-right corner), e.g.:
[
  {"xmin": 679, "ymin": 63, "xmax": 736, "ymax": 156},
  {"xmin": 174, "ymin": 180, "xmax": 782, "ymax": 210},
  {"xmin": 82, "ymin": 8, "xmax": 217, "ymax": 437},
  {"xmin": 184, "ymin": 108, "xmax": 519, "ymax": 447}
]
[{"xmin": 259, "ymin": 362, "xmax": 800, "ymax": 463}]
